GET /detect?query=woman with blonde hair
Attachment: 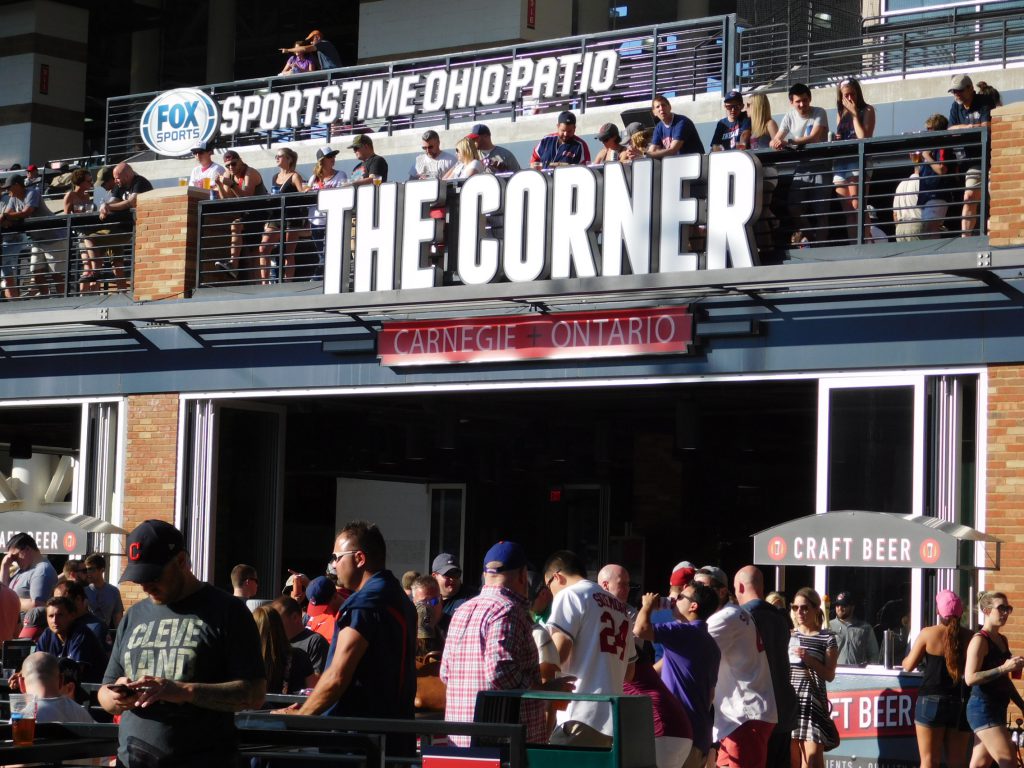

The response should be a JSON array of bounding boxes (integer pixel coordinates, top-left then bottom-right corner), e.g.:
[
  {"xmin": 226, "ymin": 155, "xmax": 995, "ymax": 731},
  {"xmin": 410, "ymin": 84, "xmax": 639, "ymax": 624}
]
[
  {"xmin": 902, "ymin": 590, "xmax": 973, "ymax": 768},
  {"xmin": 964, "ymin": 591, "xmax": 1024, "ymax": 768},
  {"xmin": 746, "ymin": 93, "xmax": 779, "ymax": 150},
  {"xmin": 259, "ymin": 146, "xmax": 306, "ymax": 284},
  {"xmin": 790, "ymin": 587, "xmax": 839, "ymax": 768},
  {"xmin": 252, "ymin": 604, "xmax": 317, "ymax": 695},
  {"xmin": 443, "ymin": 137, "xmax": 486, "ymax": 179}
]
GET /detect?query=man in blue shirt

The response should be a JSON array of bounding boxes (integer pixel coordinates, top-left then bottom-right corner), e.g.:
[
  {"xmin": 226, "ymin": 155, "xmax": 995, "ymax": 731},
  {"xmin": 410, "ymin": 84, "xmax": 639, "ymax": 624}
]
[
  {"xmin": 635, "ymin": 581, "xmax": 721, "ymax": 768},
  {"xmin": 711, "ymin": 90, "xmax": 752, "ymax": 151},
  {"xmin": 36, "ymin": 596, "xmax": 109, "ymax": 684},
  {"xmin": 530, "ymin": 111, "xmax": 591, "ymax": 168},
  {"xmin": 281, "ymin": 521, "xmax": 416, "ymax": 750},
  {"xmin": 947, "ymin": 73, "xmax": 995, "ymax": 236},
  {"xmin": 647, "ymin": 95, "xmax": 706, "ymax": 158}
]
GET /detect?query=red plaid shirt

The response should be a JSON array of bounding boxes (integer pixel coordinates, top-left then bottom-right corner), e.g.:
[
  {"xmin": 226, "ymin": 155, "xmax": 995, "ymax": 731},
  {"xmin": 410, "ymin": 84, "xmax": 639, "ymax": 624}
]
[{"xmin": 440, "ymin": 584, "xmax": 545, "ymax": 746}]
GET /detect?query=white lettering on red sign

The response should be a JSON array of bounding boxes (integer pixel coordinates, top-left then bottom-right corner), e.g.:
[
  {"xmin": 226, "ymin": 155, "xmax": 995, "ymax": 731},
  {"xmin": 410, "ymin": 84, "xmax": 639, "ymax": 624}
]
[{"xmin": 828, "ymin": 689, "xmax": 916, "ymax": 739}]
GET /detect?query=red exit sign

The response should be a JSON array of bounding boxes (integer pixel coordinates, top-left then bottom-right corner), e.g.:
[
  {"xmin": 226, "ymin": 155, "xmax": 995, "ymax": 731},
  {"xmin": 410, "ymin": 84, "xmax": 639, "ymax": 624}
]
[{"xmin": 377, "ymin": 307, "xmax": 693, "ymax": 366}]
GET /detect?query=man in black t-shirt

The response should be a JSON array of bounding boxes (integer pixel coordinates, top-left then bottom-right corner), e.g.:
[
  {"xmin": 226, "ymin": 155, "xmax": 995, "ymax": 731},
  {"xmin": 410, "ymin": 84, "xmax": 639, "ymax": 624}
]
[
  {"xmin": 947, "ymin": 73, "xmax": 995, "ymax": 237},
  {"xmin": 98, "ymin": 520, "xmax": 266, "ymax": 768},
  {"xmin": 348, "ymin": 134, "xmax": 389, "ymax": 186},
  {"xmin": 272, "ymin": 595, "xmax": 329, "ymax": 675},
  {"xmin": 96, "ymin": 162, "xmax": 152, "ymax": 290}
]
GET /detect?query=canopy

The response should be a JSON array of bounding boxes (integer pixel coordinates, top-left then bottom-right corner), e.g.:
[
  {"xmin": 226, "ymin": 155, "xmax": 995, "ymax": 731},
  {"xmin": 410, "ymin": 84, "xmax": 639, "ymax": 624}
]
[
  {"xmin": 0, "ymin": 510, "xmax": 127, "ymax": 557},
  {"xmin": 752, "ymin": 511, "xmax": 1001, "ymax": 570}
]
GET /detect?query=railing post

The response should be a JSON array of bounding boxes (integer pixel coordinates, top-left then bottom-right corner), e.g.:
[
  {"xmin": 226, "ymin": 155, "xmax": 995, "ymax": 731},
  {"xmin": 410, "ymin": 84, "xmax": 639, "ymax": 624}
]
[
  {"xmin": 651, "ymin": 24, "xmax": 659, "ymax": 98},
  {"xmin": 856, "ymin": 140, "xmax": 866, "ymax": 245},
  {"xmin": 723, "ymin": 15, "xmax": 737, "ymax": 95},
  {"xmin": 580, "ymin": 37, "xmax": 588, "ymax": 113},
  {"xmin": 980, "ymin": 127, "xmax": 988, "ymax": 236}
]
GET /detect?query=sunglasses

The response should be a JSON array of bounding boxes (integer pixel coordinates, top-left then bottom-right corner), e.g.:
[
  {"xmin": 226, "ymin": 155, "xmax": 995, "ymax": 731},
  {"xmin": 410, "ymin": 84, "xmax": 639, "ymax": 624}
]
[
  {"xmin": 328, "ymin": 550, "xmax": 360, "ymax": 564},
  {"xmin": 224, "ymin": 161, "xmax": 237, "ymax": 167},
  {"xmin": 791, "ymin": 603, "xmax": 814, "ymax": 612},
  {"xmin": 996, "ymin": 605, "xmax": 1014, "ymax": 614},
  {"xmin": 416, "ymin": 596, "xmax": 440, "ymax": 607}
]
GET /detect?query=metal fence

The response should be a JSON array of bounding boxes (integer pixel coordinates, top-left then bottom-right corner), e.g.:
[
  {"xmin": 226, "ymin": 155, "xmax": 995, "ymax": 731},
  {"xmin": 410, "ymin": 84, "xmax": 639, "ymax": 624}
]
[
  {"xmin": 106, "ymin": 16, "xmax": 738, "ymax": 160},
  {"xmin": 193, "ymin": 128, "xmax": 988, "ymax": 291},
  {"xmin": 0, "ymin": 213, "xmax": 135, "ymax": 302},
  {"xmin": 738, "ymin": 1, "xmax": 1024, "ymax": 92}
]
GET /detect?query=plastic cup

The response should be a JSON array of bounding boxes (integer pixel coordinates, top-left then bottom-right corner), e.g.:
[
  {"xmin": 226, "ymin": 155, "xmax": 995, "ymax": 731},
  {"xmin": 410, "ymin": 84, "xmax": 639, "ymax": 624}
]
[
  {"xmin": 1013, "ymin": 667, "xmax": 1022, "ymax": 680},
  {"xmin": 202, "ymin": 177, "xmax": 211, "ymax": 190},
  {"xmin": 178, "ymin": 177, "xmax": 188, "ymax": 187},
  {"xmin": 9, "ymin": 693, "xmax": 36, "ymax": 745}
]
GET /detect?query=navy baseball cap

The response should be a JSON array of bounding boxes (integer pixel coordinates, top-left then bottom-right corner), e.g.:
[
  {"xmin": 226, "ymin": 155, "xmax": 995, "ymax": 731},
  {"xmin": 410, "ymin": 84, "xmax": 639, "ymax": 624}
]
[
  {"xmin": 470, "ymin": 123, "xmax": 491, "ymax": 136},
  {"xmin": 723, "ymin": 89, "xmax": 744, "ymax": 103},
  {"xmin": 307, "ymin": 575, "xmax": 336, "ymax": 606},
  {"xmin": 557, "ymin": 111, "xmax": 577, "ymax": 126},
  {"xmin": 483, "ymin": 541, "xmax": 527, "ymax": 574},
  {"xmin": 121, "ymin": 520, "xmax": 185, "ymax": 583}
]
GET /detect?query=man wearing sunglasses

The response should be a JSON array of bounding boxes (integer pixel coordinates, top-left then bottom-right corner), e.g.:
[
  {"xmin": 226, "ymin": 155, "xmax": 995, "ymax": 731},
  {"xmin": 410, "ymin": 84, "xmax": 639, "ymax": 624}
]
[
  {"xmin": 947, "ymin": 74, "xmax": 995, "ymax": 237},
  {"xmin": 276, "ymin": 520, "xmax": 416, "ymax": 753}
]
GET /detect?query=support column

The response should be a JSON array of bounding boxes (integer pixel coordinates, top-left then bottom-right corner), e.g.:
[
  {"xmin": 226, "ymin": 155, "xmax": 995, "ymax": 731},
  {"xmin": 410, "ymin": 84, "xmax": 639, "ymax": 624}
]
[
  {"xmin": 206, "ymin": 0, "xmax": 237, "ymax": 84},
  {"xmin": 133, "ymin": 186, "xmax": 206, "ymax": 302},
  {"xmin": 988, "ymin": 101, "xmax": 1024, "ymax": 246},
  {"xmin": 0, "ymin": 0, "xmax": 89, "ymax": 168},
  {"xmin": 121, "ymin": 393, "xmax": 181, "ymax": 605}
]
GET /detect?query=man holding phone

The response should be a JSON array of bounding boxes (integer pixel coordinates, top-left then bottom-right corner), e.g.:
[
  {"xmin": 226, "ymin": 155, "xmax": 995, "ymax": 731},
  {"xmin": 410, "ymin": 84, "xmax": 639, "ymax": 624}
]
[{"xmin": 98, "ymin": 520, "xmax": 265, "ymax": 767}]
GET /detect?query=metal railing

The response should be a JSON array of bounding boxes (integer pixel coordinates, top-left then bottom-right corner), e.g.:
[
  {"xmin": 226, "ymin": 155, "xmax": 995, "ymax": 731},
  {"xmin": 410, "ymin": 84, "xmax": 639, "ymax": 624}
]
[
  {"xmin": 193, "ymin": 128, "xmax": 989, "ymax": 290},
  {"xmin": 0, "ymin": 213, "xmax": 135, "ymax": 302},
  {"xmin": 738, "ymin": 1, "xmax": 1024, "ymax": 92},
  {"xmin": 106, "ymin": 16, "xmax": 737, "ymax": 160}
]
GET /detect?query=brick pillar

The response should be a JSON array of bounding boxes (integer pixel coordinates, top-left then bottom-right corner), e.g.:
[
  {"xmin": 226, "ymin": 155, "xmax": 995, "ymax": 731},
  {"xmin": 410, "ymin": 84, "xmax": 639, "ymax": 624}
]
[
  {"xmin": 132, "ymin": 186, "xmax": 206, "ymax": 302},
  {"xmin": 121, "ymin": 393, "xmax": 180, "ymax": 604},
  {"xmin": 986, "ymin": 364, "xmax": 1024, "ymax": 699},
  {"xmin": 988, "ymin": 101, "xmax": 1024, "ymax": 246}
]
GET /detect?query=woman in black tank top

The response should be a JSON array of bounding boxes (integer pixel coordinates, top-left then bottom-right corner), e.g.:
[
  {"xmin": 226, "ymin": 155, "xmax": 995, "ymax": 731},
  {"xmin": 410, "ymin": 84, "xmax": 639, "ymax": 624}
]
[
  {"xmin": 259, "ymin": 147, "xmax": 306, "ymax": 284},
  {"xmin": 964, "ymin": 591, "xmax": 1024, "ymax": 768},
  {"xmin": 902, "ymin": 590, "xmax": 973, "ymax": 768}
]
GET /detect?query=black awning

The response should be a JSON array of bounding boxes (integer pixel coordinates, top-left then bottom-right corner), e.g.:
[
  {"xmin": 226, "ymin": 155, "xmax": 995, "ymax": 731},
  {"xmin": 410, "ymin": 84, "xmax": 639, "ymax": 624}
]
[{"xmin": 752, "ymin": 511, "xmax": 1000, "ymax": 570}]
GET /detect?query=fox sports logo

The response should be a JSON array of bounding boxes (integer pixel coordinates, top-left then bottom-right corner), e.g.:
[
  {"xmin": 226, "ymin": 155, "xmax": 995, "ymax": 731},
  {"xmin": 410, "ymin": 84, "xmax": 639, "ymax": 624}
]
[{"xmin": 139, "ymin": 88, "xmax": 219, "ymax": 156}]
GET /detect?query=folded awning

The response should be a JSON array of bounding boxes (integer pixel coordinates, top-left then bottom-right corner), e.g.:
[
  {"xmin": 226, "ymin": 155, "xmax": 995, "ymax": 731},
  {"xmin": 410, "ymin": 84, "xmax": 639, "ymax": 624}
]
[
  {"xmin": 0, "ymin": 510, "xmax": 126, "ymax": 557},
  {"xmin": 752, "ymin": 510, "xmax": 1001, "ymax": 570}
]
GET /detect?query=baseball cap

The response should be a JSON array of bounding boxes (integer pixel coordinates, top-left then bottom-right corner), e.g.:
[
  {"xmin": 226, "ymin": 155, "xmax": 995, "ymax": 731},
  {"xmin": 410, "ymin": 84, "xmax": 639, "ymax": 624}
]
[
  {"xmin": 596, "ymin": 123, "xmax": 620, "ymax": 142},
  {"xmin": 470, "ymin": 123, "xmax": 491, "ymax": 137},
  {"xmin": 949, "ymin": 74, "xmax": 973, "ymax": 92},
  {"xmin": 306, "ymin": 29, "xmax": 322, "ymax": 41},
  {"xmin": 670, "ymin": 565, "xmax": 695, "ymax": 587},
  {"xmin": 557, "ymin": 110, "xmax": 577, "ymax": 126},
  {"xmin": 120, "ymin": 519, "xmax": 185, "ymax": 583},
  {"xmin": 699, "ymin": 565, "xmax": 729, "ymax": 589},
  {"xmin": 191, "ymin": 141, "xmax": 213, "ymax": 153},
  {"xmin": 623, "ymin": 121, "xmax": 645, "ymax": 139},
  {"xmin": 482, "ymin": 541, "xmax": 527, "ymax": 574},
  {"xmin": 96, "ymin": 166, "xmax": 114, "ymax": 186},
  {"xmin": 834, "ymin": 591, "xmax": 856, "ymax": 606},
  {"xmin": 316, "ymin": 145, "xmax": 339, "ymax": 160},
  {"xmin": 306, "ymin": 575, "xmax": 336, "ymax": 606},
  {"xmin": 936, "ymin": 590, "xmax": 963, "ymax": 619},
  {"xmin": 27, "ymin": 164, "xmax": 38, "ymax": 173},
  {"xmin": 431, "ymin": 553, "xmax": 461, "ymax": 576},
  {"xmin": 2, "ymin": 174, "xmax": 26, "ymax": 189},
  {"xmin": 283, "ymin": 572, "xmax": 308, "ymax": 593},
  {"xmin": 723, "ymin": 89, "xmax": 743, "ymax": 104},
  {"xmin": 347, "ymin": 134, "xmax": 373, "ymax": 149}
]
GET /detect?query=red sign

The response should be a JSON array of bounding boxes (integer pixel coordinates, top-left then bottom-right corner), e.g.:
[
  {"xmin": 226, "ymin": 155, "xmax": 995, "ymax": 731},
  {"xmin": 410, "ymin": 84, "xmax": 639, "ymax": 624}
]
[
  {"xmin": 39, "ymin": 63, "xmax": 49, "ymax": 95},
  {"xmin": 527, "ymin": 0, "xmax": 536, "ymax": 28},
  {"xmin": 378, "ymin": 307, "xmax": 693, "ymax": 366},
  {"xmin": 828, "ymin": 688, "xmax": 917, "ymax": 739}
]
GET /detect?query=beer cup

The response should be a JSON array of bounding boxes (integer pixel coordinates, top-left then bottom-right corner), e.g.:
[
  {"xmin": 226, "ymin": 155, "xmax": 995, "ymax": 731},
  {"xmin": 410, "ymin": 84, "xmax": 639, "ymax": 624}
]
[{"xmin": 9, "ymin": 693, "xmax": 36, "ymax": 746}]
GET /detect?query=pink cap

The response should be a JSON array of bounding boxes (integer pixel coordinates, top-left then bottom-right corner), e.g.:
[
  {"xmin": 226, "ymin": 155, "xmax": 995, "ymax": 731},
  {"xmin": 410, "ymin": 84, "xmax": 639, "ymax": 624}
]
[{"xmin": 936, "ymin": 589, "xmax": 963, "ymax": 619}]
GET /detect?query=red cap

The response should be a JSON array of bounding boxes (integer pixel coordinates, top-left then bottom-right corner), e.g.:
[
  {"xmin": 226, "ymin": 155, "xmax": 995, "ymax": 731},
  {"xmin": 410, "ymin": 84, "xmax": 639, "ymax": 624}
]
[
  {"xmin": 670, "ymin": 566, "xmax": 695, "ymax": 587},
  {"xmin": 466, "ymin": 133, "xmax": 480, "ymax": 140},
  {"xmin": 27, "ymin": 164, "xmax": 38, "ymax": 173}
]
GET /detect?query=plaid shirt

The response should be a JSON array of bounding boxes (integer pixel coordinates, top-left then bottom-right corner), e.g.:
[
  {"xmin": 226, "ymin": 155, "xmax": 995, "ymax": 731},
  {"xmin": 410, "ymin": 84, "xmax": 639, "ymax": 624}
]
[{"xmin": 440, "ymin": 584, "xmax": 544, "ymax": 746}]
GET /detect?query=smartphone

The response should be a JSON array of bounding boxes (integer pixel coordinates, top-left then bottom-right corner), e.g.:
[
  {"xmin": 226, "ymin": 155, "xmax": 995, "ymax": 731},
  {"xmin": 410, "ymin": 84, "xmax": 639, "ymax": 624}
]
[{"xmin": 107, "ymin": 684, "xmax": 135, "ymax": 696}]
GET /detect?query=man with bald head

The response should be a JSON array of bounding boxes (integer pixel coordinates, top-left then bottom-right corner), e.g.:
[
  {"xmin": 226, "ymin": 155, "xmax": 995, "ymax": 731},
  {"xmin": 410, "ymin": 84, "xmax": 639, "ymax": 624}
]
[
  {"xmin": 597, "ymin": 564, "xmax": 630, "ymax": 604},
  {"xmin": 97, "ymin": 161, "xmax": 151, "ymax": 290},
  {"xmin": 734, "ymin": 565, "xmax": 796, "ymax": 768}
]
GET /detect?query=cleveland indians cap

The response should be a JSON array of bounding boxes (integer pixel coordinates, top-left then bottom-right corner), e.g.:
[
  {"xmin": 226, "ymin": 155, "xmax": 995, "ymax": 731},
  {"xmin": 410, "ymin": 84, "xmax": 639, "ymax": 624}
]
[{"xmin": 121, "ymin": 519, "xmax": 185, "ymax": 583}]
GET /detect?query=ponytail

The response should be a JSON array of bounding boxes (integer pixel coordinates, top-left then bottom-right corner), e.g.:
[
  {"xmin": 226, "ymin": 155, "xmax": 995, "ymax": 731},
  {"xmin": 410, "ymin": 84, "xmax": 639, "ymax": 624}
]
[{"xmin": 942, "ymin": 616, "xmax": 964, "ymax": 684}]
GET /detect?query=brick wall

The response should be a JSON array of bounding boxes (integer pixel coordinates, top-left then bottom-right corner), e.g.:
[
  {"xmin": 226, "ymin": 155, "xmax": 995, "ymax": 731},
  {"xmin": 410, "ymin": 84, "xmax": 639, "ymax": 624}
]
[
  {"xmin": 988, "ymin": 100, "xmax": 1024, "ymax": 246},
  {"xmin": 986, "ymin": 364, "xmax": 1024, "ymax": 718},
  {"xmin": 120, "ymin": 393, "xmax": 180, "ymax": 604},
  {"xmin": 132, "ymin": 187, "xmax": 206, "ymax": 302}
]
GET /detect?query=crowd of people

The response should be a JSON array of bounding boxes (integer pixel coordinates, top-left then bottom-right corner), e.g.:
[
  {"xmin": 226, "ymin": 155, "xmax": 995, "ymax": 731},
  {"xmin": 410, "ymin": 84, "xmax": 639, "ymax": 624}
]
[
  {"xmin": 0, "ymin": 73, "xmax": 1005, "ymax": 296},
  {"xmin": 0, "ymin": 521, "xmax": 1020, "ymax": 768}
]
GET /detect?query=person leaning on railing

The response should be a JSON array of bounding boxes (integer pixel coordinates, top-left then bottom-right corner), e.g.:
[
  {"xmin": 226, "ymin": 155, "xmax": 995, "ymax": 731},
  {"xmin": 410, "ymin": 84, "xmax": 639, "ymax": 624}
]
[
  {"xmin": 213, "ymin": 149, "xmax": 267, "ymax": 281},
  {"xmin": 62, "ymin": 169, "xmax": 99, "ymax": 293},
  {"xmin": 916, "ymin": 114, "xmax": 954, "ymax": 239},
  {"xmin": 306, "ymin": 145, "xmax": 347, "ymax": 280},
  {"xmin": 258, "ymin": 147, "xmax": 307, "ymax": 285},
  {"xmin": 97, "ymin": 162, "xmax": 152, "ymax": 291},
  {"xmin": 831, "ymin": 79, "xmax": 876, "ymax": 243},
  {"xmin": 0, "ymin": 174, "xmax": 40, "ymax": 300}
]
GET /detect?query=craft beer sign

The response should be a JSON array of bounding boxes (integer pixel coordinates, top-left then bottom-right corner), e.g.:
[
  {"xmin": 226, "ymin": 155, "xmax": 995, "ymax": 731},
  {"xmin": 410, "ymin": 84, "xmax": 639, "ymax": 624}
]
[{"xmin": 320, "ymin": 152, "xmax": 763, "ymax": 295}]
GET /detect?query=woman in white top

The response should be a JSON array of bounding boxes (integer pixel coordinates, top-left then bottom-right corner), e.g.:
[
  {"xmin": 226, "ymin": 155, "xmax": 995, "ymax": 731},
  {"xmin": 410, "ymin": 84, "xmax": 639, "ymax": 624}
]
[
  {"xmin": 443, "ymin": 137, "xmax": 486, "ymax": 180},
  {"xmin": 305, "ymin": 146, "xmax": 347, "ymax": 280}
]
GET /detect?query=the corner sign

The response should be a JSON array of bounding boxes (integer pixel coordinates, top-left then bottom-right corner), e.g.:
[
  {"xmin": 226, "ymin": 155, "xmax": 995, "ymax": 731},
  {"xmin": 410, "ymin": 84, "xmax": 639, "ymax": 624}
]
[{"xmin": 378, "ymin": 306, "xmax": 693, "ymax": 366}]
